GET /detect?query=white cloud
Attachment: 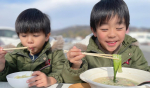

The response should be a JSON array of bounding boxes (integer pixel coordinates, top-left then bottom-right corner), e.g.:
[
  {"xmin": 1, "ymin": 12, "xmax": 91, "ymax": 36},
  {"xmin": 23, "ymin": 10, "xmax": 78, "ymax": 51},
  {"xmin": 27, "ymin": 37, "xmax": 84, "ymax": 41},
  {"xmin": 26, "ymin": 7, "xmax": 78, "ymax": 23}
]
[
  {"xmin": 0, "ymin": 0, "xmax": 98, "ymax": 29},
  {"xmin": 1, "ymin": 0, "xmax": 98, "ymax": 12},
  {"xmin": 0, "ymin": 0, "xmax": 150, "ymax": 29},
  {"xmin": 31, "ymin": 0, "xmax": 98, "ymax": 11}
]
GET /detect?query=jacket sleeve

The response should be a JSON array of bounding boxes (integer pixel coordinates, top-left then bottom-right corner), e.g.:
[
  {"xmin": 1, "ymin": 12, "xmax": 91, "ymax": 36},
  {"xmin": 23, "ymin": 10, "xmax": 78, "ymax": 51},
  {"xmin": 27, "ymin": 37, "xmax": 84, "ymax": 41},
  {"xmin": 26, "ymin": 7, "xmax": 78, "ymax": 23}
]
[
  {"xmin": 131, "ymin": 46, "xmax": 150, "ymax": 71},
  {"xmin": 61, "ymin": 58, "xmax": 88, "ymax": 83},
  {"xmin": 0, "ymin": 53, "xmax": 17, "ymax": 81},
  {"xmin": 47, "ymin": 50, "xmax": 66, "ymax": 83}
]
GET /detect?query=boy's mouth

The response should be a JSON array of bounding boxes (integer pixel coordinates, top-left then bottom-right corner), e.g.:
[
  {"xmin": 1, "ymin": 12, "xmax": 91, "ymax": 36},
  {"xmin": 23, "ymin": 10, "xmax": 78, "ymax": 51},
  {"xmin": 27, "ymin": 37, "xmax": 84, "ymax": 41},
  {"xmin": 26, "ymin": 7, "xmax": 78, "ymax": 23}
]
[
  {"xmin": 28, "ymin": 47, "xmax": 33, "ymax": 49},
  {"xmin": 30, "ymin": 47, "xmax": 34, "ymax": 50},
  {"xmin": 106, "ymin": 41, "xmax": 117, "ymax": 46},
  {"xmin": 28, "ymin": 47, "xmax": 34, "ymax": 51},
  {"xmin": 28, "ymin": 47, "xmax": 34, "ymax": 55}
]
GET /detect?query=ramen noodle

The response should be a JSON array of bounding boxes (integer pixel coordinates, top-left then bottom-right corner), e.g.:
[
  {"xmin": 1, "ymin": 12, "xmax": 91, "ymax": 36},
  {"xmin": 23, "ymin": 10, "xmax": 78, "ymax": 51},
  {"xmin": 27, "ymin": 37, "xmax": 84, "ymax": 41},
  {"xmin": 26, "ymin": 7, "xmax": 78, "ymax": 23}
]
[
  {"xmin": 30, "ymin": 48, "xmax": 34, "ymax": 60},
  {"xmin": 14, "ymin": 48, "xmax": 34, "ymax": 79}
]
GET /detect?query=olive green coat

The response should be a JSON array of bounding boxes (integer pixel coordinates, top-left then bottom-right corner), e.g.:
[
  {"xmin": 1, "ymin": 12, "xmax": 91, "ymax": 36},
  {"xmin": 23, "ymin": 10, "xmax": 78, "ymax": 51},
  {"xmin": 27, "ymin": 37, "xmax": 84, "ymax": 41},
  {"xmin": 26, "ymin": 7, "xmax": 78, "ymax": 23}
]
[
  {"xmin": 62, "ymin": 34, "xmax": 150, "ymax": 83},
  {"xmin": 0, "ymin": 37, "xmax": 66, "ymax": 82}
]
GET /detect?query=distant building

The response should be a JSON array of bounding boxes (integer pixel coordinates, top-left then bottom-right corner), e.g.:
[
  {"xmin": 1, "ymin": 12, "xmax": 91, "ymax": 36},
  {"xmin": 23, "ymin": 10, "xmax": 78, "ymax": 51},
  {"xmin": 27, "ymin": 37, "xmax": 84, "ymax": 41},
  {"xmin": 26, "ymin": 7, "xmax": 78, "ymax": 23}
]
[{"xmin": 128, "ymin": 32, "xmax": 150, "ymax": 45}]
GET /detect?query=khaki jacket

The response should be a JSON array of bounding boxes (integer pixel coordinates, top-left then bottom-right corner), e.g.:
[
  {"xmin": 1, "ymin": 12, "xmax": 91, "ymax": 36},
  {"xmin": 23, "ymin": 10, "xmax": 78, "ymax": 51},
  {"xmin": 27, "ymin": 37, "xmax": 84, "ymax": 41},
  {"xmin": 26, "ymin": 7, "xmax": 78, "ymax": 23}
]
[
  {"xmin": 0, "ymin": 36, "xmax": 66, "ymax": 83},
  {"xmin": 62, "ymin": 34, "xmax": 150, "ymax": 83}
]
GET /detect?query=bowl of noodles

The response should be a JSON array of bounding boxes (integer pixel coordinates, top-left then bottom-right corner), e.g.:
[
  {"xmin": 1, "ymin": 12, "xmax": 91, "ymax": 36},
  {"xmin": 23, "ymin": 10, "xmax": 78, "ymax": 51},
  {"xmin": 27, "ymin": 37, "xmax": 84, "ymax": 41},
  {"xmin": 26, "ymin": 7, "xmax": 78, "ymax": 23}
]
[
  {"xmin": 80, "ymin": 67, "xmax": 150, "ymax": 88},
  {"xmin": 6, "ymin": 71, "xmax": 35, "ymax": 88}
]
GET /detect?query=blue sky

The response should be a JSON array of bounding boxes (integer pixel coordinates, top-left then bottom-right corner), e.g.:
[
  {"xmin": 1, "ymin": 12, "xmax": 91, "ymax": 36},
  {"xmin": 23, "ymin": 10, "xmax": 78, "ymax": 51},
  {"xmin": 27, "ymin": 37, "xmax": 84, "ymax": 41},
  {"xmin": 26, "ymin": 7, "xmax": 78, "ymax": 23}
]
[{"xmin": 0, "ymin": 0, "xmax": 150, "ymax": 30}]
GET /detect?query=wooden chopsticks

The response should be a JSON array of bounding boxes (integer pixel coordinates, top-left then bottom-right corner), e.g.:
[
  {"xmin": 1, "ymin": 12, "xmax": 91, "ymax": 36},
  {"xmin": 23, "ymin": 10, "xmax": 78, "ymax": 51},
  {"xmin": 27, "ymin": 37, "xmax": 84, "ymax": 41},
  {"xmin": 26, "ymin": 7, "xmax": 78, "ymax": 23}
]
[
  {"xmin": 64, "ymin": 50, "xmax": 119, "ymax": 60},
  {"xmin": 3, "ymin": 47, "xmax": 28, "ymax": 51}
]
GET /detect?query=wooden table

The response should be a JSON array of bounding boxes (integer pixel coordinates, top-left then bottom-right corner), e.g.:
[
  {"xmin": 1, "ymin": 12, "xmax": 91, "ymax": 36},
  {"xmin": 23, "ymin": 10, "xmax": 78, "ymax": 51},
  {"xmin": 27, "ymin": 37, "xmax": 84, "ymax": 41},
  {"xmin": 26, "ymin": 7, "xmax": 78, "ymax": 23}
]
[{"xmin": 0, "ymin": 82, "xmax": 72, "ymax": 88}]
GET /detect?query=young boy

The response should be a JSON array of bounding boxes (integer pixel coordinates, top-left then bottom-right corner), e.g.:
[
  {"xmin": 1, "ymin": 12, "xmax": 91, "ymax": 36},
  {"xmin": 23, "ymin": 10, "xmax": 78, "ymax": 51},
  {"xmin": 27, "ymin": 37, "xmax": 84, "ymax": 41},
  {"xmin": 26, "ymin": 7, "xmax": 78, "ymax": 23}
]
[
  {"xmin": 0, "ymin": 8, "xmax": 66, "ymax": 87},
  {"xmin": 62, "ymin": 0, "xmax": 150, "ymax": 83}
]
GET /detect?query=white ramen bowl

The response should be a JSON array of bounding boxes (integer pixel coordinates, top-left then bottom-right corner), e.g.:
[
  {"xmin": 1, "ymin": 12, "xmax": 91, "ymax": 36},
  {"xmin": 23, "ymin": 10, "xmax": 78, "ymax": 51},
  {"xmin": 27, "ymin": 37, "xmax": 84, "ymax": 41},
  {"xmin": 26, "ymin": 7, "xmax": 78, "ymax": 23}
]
[
  {"xmin": 80, "ymin": 67, "xmax": 150, "ymax": 88},
  {"xmin": 6, "ymin": 71, "xmax": 35, "ymax": 88}
]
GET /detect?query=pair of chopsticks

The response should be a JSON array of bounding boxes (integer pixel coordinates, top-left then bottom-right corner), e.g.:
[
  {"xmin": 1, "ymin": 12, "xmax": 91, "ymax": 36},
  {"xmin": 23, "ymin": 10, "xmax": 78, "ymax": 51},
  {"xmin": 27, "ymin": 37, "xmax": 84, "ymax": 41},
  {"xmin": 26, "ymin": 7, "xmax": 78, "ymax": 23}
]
[
  {"xmin": 2, "ymin": 47, "xmax": 28, "ymax": 51},
  {"xmin": 64, "ymin": 50, "xmax": 119, "ymax": 60}
]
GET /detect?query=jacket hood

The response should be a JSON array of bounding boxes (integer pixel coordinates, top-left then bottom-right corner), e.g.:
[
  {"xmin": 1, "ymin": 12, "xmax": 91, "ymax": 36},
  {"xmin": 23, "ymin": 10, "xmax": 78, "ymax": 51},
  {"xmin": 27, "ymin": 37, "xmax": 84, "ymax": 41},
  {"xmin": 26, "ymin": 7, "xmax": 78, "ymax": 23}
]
[
  {"xmin": 50, "ymin": 35, "xmax": 64, "ymax": 51},
  {"xmin": 122, "ymin": 34, "xmax": 138, "ymax": 46}
]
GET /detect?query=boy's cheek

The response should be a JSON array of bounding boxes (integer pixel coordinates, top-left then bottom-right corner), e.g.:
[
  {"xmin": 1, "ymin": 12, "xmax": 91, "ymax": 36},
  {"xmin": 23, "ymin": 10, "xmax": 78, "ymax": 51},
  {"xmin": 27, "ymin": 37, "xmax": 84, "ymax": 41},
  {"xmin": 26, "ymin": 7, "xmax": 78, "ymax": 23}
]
[
  {"xmin": 96, "ymin": 32, "xmax": 106, "ymax": 39},
  {"xmin": 0, "ymin": 47, "xmax": 3, "ymax": 51}
]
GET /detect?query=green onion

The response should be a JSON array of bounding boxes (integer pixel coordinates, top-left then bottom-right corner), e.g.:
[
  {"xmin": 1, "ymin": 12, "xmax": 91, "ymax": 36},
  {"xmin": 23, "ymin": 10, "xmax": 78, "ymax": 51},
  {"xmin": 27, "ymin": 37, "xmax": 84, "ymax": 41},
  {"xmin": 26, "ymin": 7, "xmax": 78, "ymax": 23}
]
[{"xmin": 113, "ymin": 54, "xmax": 122, "ymax": 83}]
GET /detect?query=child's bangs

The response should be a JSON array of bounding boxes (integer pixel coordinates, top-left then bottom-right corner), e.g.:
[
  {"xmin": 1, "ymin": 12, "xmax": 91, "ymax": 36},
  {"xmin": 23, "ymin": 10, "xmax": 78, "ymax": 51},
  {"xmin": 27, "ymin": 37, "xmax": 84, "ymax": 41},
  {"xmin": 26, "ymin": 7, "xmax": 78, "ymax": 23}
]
[
  {"xmin": 16, "ymin": 21, "xmax": 44, "ymax": 34},
  {"xmin": 15, "ymin": 10, "xmax": 49, "ymax": 34},
  {"xmin": 98, "ymin": 12, "xmax": 124, "ymax": 26},
  {"xmin": 95, "ymin": 10, "xmax": 114, "ymax": 27}
]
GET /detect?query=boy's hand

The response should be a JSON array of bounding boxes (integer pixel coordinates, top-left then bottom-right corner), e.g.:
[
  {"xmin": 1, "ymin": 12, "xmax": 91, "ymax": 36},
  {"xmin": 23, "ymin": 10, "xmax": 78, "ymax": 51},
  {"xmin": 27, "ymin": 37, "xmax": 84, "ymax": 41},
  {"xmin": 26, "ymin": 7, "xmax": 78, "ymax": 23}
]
[
  {"xmin": 27, "ymin": 71, "xmax": 57, "ymax": 87},
  {"xmin": 67, "ymin": 46, "xmax": 85, "ymax": 70},
  {"xmin": 0, "ymin": 47, "xmax": 7, "ymax": 72}
]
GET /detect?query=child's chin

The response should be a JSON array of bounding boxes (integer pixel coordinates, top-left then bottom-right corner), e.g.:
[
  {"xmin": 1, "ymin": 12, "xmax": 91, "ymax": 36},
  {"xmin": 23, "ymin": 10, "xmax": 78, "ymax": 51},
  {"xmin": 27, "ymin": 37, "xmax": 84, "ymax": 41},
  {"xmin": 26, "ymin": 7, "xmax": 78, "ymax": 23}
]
[{"xmin": 107, "ymin": 48, "xmax": 117, "ymax": 53}]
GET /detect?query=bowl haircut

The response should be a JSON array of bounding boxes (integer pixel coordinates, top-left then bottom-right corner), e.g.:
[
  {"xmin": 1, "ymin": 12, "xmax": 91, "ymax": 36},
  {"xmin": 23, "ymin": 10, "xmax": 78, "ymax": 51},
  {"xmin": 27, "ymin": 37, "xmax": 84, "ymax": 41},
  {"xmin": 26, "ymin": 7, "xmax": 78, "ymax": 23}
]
[
  {"xmin": 90, "ymin": 0, "xmax": 130, "ymax": 32},
  {"xmin": 15, "ymin": 8, "xmax": 51, "ymax": 36}
]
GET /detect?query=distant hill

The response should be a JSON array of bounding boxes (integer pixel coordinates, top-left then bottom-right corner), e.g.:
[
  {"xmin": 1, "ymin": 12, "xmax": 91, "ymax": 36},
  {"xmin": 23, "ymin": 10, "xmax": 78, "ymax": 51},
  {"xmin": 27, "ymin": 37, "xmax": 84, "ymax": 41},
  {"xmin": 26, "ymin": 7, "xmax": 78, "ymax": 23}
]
[
  {"xmin": 51, "ymin": 25, "xmax": 92, "ymax": 38},
  {"xmin": 51, "ymin": 25, "xmax": 150, "ymax": 38},
  {"xmin": 129, "ymin": 27, "xmax": 150, "ymax": 32}
]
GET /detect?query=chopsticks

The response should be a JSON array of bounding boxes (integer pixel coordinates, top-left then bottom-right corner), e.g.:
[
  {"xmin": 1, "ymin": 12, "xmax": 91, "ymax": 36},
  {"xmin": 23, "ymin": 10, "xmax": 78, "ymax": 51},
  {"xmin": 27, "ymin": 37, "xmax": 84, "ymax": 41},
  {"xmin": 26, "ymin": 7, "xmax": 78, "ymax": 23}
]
[
  {"xmin": 64, "ymin": 50, "xmax": 119, "ymax": 60},
  {"xmin": 3, "ymin": 47, "xmax": 28, "ymax": 51}
]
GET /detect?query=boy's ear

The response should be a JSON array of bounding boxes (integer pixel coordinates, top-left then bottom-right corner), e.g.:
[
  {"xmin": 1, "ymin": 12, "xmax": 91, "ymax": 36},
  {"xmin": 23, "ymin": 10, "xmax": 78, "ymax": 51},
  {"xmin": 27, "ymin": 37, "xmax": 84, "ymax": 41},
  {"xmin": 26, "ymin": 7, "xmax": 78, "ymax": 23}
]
[
  {"xmin": 46, "ymin": 33, "xmax": 51, "ymax": 41},
  {"xmin": 91, "ymin": 27, "xmax": 97, "ymax": 37}
]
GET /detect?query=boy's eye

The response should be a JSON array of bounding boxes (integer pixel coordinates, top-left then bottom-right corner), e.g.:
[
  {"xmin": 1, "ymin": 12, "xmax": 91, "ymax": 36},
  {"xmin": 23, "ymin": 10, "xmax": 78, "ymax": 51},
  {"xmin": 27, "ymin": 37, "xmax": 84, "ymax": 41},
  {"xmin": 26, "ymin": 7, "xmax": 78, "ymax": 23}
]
[
  {"xmin": 21, "ymin": 35, "xmax": 26, "ymax": 37},
  {"xmin": 33, "ymin": 35, "xmax": 39, "ymax": 37},
  {"xmin": 116, "ymin": 27, "xmax": 123, "ymax": 30},
  {"xmin": 101, "ymin": 29, "xmax": 108, "ymax": 31}
]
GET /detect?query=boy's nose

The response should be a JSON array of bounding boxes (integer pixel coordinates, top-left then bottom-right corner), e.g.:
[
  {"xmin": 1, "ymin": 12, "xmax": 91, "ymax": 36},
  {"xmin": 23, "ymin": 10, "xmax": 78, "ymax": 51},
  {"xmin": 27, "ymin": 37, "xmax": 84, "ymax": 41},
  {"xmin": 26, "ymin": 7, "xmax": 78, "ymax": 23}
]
[
  {"xmin": 27, "ymin": 37, "xmax": 33, "ymax": 44},
  {"xmin": 108, "ymin": 30, "xmax": 116, "ymax": 38}
]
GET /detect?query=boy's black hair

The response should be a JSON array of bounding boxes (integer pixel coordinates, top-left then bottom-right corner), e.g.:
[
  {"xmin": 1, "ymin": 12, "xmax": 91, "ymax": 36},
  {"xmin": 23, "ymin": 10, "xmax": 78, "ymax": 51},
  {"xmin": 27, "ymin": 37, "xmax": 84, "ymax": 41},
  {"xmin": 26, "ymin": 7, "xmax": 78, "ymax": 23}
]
[
  {"xmin": 90, "ymin": 0, "xmax": 130, "ymax": 32},
  {"xmin": 15, "ymin": 8, "xmax": 50, "ymax": 36}
]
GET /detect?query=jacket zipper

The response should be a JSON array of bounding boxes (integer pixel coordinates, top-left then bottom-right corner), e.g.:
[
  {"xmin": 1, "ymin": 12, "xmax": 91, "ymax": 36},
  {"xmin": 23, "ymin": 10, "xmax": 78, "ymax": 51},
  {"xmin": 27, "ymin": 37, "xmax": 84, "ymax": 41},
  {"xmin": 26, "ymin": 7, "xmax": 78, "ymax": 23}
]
[
  {"xmin": 16, "ymin": 48, "xmax": 49, "ymax": 71},
  {"xmin": 32, "ymin": 48, "xmax": 49, "ymax": 62}
]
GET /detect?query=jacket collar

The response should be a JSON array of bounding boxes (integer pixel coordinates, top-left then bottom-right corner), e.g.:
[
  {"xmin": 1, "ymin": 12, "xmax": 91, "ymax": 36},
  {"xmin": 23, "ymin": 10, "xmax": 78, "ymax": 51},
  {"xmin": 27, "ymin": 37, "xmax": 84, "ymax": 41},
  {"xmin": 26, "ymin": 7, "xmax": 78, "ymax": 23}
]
[{"xmin": 87, "ymin": 34, "xmax": 138, "ymax": 54}]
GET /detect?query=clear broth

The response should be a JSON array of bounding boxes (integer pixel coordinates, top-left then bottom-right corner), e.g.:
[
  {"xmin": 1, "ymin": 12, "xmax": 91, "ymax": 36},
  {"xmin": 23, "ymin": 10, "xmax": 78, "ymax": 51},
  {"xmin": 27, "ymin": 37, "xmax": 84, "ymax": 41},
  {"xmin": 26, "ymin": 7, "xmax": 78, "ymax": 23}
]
[
  {"xmin": 14, "ymin": 74, "xmax": 31, "ymax": 79},
  {"xmin": 93, "ymin": 77, "xmax": 138, "ymax": 87}
]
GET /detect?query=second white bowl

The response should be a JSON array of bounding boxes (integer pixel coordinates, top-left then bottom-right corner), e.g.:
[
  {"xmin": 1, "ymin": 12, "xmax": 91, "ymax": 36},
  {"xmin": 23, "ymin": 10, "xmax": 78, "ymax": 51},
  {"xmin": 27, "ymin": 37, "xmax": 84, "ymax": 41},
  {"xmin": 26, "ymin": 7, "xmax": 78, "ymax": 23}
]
[{"xmin": 6, "ymin": 71, "xmax": 35, "ymax": 88}]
